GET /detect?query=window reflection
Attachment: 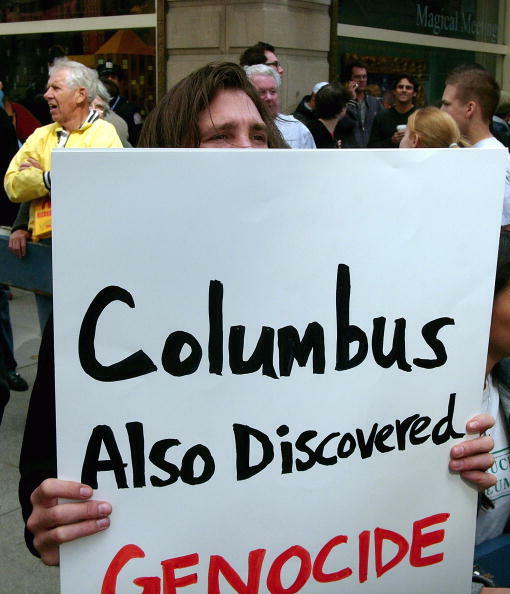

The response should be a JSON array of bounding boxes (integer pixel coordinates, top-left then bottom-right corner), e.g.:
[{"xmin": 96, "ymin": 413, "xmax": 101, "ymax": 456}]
[
  {"xmin": 2, "ymin": 0, "xmax": 154, "ymax": 22},
  {"xmin": 0, "ymin": 28, "xmax": 156, "ymax": 126}
]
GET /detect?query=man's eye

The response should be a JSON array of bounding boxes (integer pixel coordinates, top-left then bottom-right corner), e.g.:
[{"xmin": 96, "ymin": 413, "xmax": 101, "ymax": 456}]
[
  {"xmin": 253, "ymin": 134, "xmax": 267, "ymax": 142},
  {"xmin": 210, "ymin": 134, "xmax": 228, "ymax": 141}
]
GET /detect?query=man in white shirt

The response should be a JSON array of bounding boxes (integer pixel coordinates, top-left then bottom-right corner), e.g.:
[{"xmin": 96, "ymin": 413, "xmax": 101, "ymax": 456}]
[
  {"xmin": 441, "ymin": 64, "xmax": 510, "ymax": 229},
  {"xmin": 244, "ymin": 64, "xmax": 316, "ymax": 149}
]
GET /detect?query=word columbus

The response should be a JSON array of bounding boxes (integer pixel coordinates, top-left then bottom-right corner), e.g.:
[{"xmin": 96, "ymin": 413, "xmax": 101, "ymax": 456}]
[{"xmin": 78, "ymin": 264, "xmax": 455, "ymax": 382}]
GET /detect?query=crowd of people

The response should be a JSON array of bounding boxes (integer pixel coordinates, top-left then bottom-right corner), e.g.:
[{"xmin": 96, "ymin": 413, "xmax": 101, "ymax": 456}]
[{"xmin": 1, "ymin": 39, "xmax": 510, "ymax": 593}]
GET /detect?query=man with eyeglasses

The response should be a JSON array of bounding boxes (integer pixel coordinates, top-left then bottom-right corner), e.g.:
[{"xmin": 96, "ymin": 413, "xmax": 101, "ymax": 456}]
[
  {"xmin": 368, "ymin": 73, "xmax": 418, "ymax": 148},
  {"xmin": 240, "ymin": 41, "xmax": 285, "ymax": 78},
  {"xmin": 335, "ymin": 60, "xmax": 382, "ymax": 148}
]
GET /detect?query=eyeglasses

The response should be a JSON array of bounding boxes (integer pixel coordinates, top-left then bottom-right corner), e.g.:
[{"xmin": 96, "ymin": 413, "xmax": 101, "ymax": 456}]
[
  {"xmin": 352, "ymin": 74, "xmax": 367, "ymax": 80},
  {"xmin": 266, "ymin": 60, "xmax": 280, "ymax": 69}
]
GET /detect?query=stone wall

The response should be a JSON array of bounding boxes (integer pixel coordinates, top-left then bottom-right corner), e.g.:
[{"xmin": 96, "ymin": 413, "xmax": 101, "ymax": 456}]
[{"xmin": 167, "ymin": 0, "xmax": 332, "ymax": 112}]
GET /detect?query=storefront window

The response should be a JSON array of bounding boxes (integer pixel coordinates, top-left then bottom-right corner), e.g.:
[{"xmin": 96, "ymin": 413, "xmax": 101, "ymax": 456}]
[
  {"xmin": 0, "ymin": 28, "xmax": 156, "ymax": 124},
  {"xmin": 338, "ymin": 37, "xmax": 498, "ymax": 105},
  {"xmin": 339, "ymin": 0, "xmax": 504, "ymax": 45},
  {"xmin": 1, "ymin": 0, "xmax": 155, "ymax": 22}
]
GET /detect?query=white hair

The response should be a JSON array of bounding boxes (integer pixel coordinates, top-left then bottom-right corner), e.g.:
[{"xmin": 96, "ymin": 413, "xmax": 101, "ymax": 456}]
[
  {"xmin": 49, "ymin": 57, "xmax": 99, "ymax": 102},
  {"xmin": 94, "ymin": 80, "xmax": 111, "ymax": 114},
  {"xmin": 244, "ymin": 64, "xmax": 281, "ymax": 88}
]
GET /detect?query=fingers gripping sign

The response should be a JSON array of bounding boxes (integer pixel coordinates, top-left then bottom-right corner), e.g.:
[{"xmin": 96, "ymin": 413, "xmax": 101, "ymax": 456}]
[
  {"xmin": 28, "ymin": 479, "xmax": 112, "ymax": 566},
  {"xmin": 449, "ymin": 414, "xmax": 496, "ymax": 490}
]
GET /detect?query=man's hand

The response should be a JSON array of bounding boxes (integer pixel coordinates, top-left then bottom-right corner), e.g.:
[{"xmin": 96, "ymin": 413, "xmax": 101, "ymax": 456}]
[
  {"xmin": 347, "ymin": 80, "xmax": 358, "ymax": 100},
  {"xmin": 27, "ymin": 479, "xmax": 112, "ymax": 566},
  {"xmin": 449, "ymin": 414, "xmax": 495, "ymax": 489},
  {"xmin": 18, "ymin": 158, "xmax": 43, "ymax": 171},
  {"xmin": 9, "ymin": 229, "xmax": 31, "ymax": 258}
]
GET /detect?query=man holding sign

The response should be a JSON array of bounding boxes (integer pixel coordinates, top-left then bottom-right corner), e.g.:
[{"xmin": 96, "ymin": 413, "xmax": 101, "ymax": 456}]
[
  {"xmin": 18, "ymin": 63, "xmax": 501, "ymax": 594},
  {"xmin": 19, "ymin": 62, "xmax": 286, "ymax": 563}
]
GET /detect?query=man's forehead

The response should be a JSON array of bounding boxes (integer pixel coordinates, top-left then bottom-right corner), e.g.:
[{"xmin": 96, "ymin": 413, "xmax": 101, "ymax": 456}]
[
  {"xmin": 252, "ymin": 74, "xmax": 277, "ymax": 88},
  {"xmin": 48, "ymin": 69, "xmax": 70, "ymax": 86},
  {"xmin": 200, "ymin": 88, "xmax": 264, "ymax": 123},
  {"xmin": 397, "ymin": 78, "xmax": 414, "ymax": 88},
  {"xmin": 443, "ymin": 84, "xmax": 461, "ymax": 102}
]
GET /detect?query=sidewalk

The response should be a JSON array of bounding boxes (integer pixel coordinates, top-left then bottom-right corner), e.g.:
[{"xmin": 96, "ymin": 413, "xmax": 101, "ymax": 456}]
[{"xmin": 0, "ymin": 289, "xmax": 59, "ymax": 593}]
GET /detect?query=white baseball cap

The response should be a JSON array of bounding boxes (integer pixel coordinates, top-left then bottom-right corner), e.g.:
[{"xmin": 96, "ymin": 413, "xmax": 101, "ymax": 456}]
[{"xmin": 312, "ymin": 81, "xmax": 329, "ymax": 95}]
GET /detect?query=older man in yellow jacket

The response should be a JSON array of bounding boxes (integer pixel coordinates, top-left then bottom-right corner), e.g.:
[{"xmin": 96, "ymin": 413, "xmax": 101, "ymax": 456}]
[
  {"xmin": 4, "ymin": 57, "xmax": 122, "ymax": 241},
  {"xmin": 4, "ymin": 57, "xmax": 122, "ymax": 331}
]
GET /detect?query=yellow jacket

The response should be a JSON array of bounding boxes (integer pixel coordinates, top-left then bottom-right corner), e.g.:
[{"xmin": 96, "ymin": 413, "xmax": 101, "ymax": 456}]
[{"xmin": 4, "ymin": 113, "xmax": 122, "ymax": 236}]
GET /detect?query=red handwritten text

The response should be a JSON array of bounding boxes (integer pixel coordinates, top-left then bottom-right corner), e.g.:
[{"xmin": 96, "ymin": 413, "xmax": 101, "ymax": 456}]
[{"xmin": 101, "ymin": 513, "xmax": 449, "ymax": 593}]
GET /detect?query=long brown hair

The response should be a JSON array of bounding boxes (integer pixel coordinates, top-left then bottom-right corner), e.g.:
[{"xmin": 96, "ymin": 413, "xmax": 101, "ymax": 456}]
[{"xmin": 138, "ymin": 62, "xmax": 286, "ymax": 148}]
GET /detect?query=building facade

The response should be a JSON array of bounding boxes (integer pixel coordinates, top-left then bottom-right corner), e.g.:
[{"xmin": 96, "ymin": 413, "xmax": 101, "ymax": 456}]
[
  {"xmin": 0, "ymin": 0, "xmax": 508, "ymax": 118},
  {"xmin": 337, "ymin": 0, "xmax": 508, "ymax": 106}
]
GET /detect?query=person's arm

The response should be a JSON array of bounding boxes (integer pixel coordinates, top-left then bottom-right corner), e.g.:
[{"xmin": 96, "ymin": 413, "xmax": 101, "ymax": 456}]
[
  {"xmin": 4, "ymin": 130, "xmax": 49, "ymax": 203},
  {"xmin": 11, "ymin": 201, "xmax": 30, "ymax": 232},
  {"xmin": 9, "ymin": 202, "xmax": 31, "ymax": 258},
  {"xmin": 9, "ymin": 229, "xmax": 31, "ymax": 258},
  {"xmin": 19, "ymin": 316, "xmax": 112, "ymax": 564}
]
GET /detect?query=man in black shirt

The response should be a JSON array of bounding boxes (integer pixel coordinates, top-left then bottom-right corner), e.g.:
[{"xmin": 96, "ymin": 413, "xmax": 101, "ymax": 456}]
[{"xmin": 368, "ymin": 73, "xmax": 418, "ymax": 148}]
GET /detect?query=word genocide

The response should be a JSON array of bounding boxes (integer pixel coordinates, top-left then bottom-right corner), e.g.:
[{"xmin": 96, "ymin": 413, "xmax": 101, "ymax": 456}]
[{"xmin": 100, "ymin": 513, "xmax": 450, "ymax": 593}]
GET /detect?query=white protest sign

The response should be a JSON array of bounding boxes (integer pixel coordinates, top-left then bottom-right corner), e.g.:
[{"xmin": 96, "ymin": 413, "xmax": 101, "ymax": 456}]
[{"xmin": 52, "ymin": 148, "xmax": 506, "ymax": 594}]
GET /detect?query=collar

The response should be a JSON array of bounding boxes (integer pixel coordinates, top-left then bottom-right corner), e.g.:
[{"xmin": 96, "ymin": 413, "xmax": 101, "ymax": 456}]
[
  {"xmin": 54, "ymin": 109, "xmax": 101, "ymax": 135},
  {"xmin": 393, "ymin": 104, "xmax": 415, "ymax": 115}
]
